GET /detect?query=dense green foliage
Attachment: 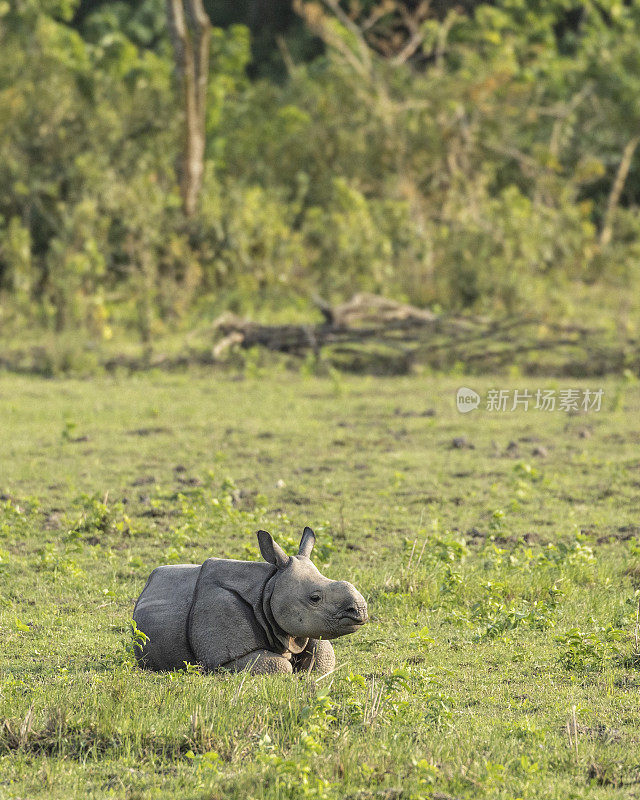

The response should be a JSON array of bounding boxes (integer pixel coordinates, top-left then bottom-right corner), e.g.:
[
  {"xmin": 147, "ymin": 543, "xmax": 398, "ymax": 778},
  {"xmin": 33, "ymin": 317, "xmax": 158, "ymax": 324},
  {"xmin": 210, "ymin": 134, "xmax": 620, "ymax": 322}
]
[
  {"xmin": 2, "ymin": 371, "xmax": 640, "ymax": 797},
  {"xmin": 1, "ymin": 0, "xmax": 640, "ymax": 342}
]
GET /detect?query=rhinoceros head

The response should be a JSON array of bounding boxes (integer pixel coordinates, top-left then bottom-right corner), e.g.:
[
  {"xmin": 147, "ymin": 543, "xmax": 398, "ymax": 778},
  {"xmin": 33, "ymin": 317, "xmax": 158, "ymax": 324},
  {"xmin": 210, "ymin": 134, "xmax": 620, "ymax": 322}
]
[{"xmin": 257, "ymin": 527, "xmax": 368, "ymax": 641}]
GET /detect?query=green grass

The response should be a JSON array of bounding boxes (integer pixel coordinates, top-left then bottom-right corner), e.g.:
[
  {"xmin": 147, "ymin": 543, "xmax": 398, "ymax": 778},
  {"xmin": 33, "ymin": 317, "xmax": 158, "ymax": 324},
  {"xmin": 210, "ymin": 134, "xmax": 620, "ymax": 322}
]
[{"xmin": 1, "ymin": 369, "xmax": 640, "ymax": 799}]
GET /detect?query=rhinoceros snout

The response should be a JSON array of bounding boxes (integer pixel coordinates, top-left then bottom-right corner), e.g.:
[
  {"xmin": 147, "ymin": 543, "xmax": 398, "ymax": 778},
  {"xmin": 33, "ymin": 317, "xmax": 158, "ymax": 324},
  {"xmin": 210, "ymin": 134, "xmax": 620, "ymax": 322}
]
[{"xmin": 341, "ymin": 603, "xmax": 368, "ymax": 624}]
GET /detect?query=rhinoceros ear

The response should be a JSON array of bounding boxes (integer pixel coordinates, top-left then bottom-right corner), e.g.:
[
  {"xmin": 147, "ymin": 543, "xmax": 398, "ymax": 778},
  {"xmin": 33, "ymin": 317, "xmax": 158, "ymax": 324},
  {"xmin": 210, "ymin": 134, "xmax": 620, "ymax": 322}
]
[
  {"xmin": 257, "ymin": 530, "xmax": 291, "ymax": 569},
  {"xmin": 298, "ymin": 526, "xmax": 315, "ymax": 558}
]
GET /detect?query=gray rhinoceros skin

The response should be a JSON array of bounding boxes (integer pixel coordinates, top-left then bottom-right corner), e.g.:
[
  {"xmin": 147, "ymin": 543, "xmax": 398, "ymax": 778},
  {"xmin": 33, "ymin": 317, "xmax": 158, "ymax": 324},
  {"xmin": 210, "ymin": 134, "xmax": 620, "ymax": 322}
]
[{"xmin": 132, "ymin": 527, "xmax": 368, "ymax": 674}]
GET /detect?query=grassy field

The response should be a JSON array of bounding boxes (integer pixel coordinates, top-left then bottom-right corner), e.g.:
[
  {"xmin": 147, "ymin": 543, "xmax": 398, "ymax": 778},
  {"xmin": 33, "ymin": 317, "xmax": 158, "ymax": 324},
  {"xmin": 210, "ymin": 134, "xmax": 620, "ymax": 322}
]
[{"xmin": 1, "ymin": 368, "xmax": 640, "ymax": 799}]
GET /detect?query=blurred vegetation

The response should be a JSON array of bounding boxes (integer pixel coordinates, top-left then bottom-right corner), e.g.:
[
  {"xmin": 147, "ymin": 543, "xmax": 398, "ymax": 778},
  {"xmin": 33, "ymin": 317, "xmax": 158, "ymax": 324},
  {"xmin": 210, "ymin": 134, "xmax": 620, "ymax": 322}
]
[{"xmin": 1, "ymin": 0, "xmax": 640, "ymax": 346}]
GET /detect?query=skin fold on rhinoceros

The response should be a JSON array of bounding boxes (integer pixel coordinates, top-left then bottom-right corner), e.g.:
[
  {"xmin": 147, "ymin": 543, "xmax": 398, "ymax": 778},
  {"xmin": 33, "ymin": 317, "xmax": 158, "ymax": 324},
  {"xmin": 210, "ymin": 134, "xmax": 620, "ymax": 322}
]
[{"xmin": 132, "ymin": 527, "xmax": 368, "ymax": 674}]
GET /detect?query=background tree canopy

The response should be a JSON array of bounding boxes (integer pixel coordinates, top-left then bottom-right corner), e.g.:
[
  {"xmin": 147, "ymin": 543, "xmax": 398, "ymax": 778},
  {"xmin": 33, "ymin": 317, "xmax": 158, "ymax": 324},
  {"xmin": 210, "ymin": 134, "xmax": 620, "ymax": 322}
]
[{"xmin": 1, "ymin": 0, "xmax": 639, "ymax": 344}]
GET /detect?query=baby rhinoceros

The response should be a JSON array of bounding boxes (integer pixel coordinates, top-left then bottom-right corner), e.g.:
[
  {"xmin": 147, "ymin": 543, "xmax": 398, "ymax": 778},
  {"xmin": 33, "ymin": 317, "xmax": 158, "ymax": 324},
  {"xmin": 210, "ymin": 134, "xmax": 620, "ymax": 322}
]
[{"xmin": 132, "ymin": 527, "xmax": 368, "ymax": 675}]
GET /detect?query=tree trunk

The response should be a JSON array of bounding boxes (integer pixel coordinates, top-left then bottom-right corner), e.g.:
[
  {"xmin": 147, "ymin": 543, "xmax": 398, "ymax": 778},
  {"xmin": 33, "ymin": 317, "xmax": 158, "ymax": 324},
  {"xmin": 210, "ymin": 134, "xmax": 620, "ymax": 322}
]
[
  {"xmin": 166, "ymin": 0, "xmax": 211, "ymax": 217},
  {"xmin": 599, "ymin": 135, "xmax": 640, "ymax": 248}
]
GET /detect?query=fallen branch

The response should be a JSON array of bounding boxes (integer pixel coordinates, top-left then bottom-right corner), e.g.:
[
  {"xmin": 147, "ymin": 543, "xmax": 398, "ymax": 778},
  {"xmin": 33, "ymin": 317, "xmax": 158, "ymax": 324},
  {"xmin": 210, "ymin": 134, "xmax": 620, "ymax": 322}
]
[
  {"xmin": 213, "ymin": 293, "xmax": 445, "ymax": 357},
  {"xmin": 209, "ymin": 293, "xmax": 636, "ymax": 377}
]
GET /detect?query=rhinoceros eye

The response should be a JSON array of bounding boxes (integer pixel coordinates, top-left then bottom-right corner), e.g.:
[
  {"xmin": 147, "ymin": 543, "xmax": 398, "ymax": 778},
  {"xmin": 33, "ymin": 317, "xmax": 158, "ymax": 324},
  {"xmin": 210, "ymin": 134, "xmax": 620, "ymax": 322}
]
[{"xmin": 309, "ymin": 592, "xmax": 322, "ymax": 605}]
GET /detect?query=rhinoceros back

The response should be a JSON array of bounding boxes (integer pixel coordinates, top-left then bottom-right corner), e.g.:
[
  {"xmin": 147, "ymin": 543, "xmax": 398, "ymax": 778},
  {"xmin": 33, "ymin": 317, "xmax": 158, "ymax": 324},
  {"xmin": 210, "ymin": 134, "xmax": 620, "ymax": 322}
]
[{"xmin": 133, "ymin": 564, "xmax": 201, "ymax": 670}]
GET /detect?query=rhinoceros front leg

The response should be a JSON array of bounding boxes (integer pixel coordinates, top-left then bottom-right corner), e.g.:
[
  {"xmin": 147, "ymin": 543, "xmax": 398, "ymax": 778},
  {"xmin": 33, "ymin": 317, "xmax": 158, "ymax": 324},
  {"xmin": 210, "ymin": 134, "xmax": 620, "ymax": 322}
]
[
  {"xmin": 224, "ymin": 649, "xmax": 293, "ymax": 674},
  {"xmin": 292, "ymin": 639, "xmax": 335, "ymax": 675}
]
